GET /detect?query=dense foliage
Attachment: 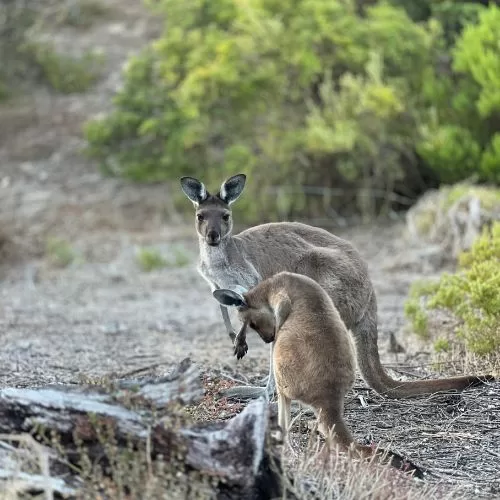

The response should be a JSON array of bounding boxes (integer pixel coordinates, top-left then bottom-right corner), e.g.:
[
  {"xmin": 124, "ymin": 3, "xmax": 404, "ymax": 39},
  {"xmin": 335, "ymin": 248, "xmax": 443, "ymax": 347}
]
[
  {"xmin": 405, "ymin": 221, "xmax": 500, "ymax": 356},
  {"xmin": 84, "ymin": 0, "xmax": 500, "ymax": 221},
  {"xmin": 0, "ymin": 0, "xmax": 104, "ymax": 96}
]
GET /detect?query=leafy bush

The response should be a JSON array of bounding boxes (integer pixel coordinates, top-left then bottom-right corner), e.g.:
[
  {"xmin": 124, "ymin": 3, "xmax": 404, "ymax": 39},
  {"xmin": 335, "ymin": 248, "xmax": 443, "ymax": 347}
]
[
  {"xmin": 46, "ymin": 237, "xmax": 76, "ymax": 268},
  {"xmin": 418, "ymin": 4, "xmax": 500, "ymax": 184},
  {"xmin": 84, "ymin": 0, "xmax": 442, "ymax": 221},
  {"xmin": 136, "ymin": 245, "xmax": 190, "ymax": 271},
  {"xmin": 0, "ymin": 1, "xmax": 106, "ymax": 96},
  {"xmin": 405, "ymin": 221, "xmax": 500, "ymax": 356},
  {"xmin": 22, "ymin": 42, "xmax": 105, "ymax": 93},
  {"xmin": 84, "ymin": 0, "xmax": 500, "ymax": 222},
  {"xmin": 136, "ymin": 247, "xmax": 167, "ymax": 272}
]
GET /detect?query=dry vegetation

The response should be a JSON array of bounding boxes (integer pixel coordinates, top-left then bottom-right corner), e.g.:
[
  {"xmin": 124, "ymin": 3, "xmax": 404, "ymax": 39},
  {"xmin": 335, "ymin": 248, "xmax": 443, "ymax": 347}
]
[
  {"xmin": 2, "ymin": 364, "xmax": 497, "ymax": 499},
  {"xmin": 0, "ymin": 1, "xmax": 499, "ymax": 499}
]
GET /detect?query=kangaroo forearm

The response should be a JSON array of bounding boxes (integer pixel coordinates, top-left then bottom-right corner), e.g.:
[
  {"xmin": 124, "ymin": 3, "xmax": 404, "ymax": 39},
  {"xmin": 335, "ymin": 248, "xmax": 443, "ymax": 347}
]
[
  {"xmin": 233, "ymin": 319, "xmax": 249, "ymax": 360},
  {"xmin": 219, "ymin": 304, "xmax": 235, "ymax": 340},
  {"xmin": 235, "ymin": 319, "xmax": 248, "ymax": 345}
]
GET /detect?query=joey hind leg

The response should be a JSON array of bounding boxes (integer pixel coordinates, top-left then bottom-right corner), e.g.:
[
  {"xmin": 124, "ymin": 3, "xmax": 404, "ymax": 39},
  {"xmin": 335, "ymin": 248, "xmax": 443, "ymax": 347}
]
[
  {"xmin": 278, "ymin": 392, "xmax": 291, "ymax": 438},
  {"xmin": 317, "ymin": 403, "xmax": 355, "ymax": 452}
]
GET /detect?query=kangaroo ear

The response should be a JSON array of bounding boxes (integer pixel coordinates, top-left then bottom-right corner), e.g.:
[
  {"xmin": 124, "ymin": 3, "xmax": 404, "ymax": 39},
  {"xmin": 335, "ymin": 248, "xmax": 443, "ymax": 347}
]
[
  {"xmin": 213, "ymin": 289, "xmax": 247, "ymax": 308},
  {"xmin": 180, "ymin": 176, "xmax": 208, "ymax": 205},
  {"xmin": 219, "ymin": 174, "xmax": 246, "ymax": 205}
]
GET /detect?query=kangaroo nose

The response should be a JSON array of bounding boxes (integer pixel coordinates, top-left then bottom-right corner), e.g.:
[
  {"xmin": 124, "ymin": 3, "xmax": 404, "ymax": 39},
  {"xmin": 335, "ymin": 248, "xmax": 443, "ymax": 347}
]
[{"xmin": 207, "ymin": 231, "xmax": 220, "ymax": 246}]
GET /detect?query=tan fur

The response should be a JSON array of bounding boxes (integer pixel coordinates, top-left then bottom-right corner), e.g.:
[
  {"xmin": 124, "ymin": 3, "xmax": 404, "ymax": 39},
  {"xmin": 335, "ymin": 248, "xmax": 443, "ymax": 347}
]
[
  {"xmin": 231, "ymin": 272, "xmax": 370, "ymax": 454},
  {"xmin": 181, "ymin": 174, "xmax": 494, "ymax": 399}
]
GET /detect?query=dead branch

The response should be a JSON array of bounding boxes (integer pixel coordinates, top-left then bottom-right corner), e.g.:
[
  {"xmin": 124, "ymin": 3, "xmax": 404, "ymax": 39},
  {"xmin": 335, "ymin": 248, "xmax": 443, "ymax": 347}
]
[{"xmin": 0, "ymin": 359, "xmax": 282, "ymax": 499}]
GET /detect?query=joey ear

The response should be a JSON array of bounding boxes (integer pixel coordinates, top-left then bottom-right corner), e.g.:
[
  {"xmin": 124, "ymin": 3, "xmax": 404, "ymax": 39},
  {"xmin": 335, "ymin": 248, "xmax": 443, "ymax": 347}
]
[
  {"xmin": 213, "ymin": 289, "xmax": 247, "ymax": 308},
  {"xmin": 219, "ymin": 174, "xmax": 246, "ymax": 205},
  {"xmin": 180, "ymin": 176, "xmax": 208, "ymax": 205}
]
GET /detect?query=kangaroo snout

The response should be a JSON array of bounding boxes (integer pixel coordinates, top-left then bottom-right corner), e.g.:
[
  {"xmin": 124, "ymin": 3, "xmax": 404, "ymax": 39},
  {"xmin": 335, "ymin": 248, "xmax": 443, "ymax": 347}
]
[{"xmin": 206, "ymin": 230, "xmax": 221, "ymax": 246}]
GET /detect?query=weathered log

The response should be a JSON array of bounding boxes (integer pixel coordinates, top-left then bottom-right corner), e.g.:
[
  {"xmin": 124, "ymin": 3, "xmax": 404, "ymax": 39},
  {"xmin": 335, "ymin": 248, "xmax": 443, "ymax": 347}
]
[{"xmin": 0, "ymin": 359, "xmax": 282, "ymax": 499}]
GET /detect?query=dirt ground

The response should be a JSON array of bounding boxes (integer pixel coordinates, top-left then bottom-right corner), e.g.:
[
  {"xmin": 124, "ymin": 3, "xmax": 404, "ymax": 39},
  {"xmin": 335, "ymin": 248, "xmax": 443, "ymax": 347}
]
[{"xmin": 0, "ymin": 1, "xmax": 498, "ymax": 498}]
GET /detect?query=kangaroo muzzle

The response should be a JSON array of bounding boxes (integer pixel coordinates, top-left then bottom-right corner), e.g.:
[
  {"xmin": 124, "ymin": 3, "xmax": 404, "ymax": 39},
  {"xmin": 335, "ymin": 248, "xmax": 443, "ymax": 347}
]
[{"xmin": 206, "ymin": 230, "xmax": 221, "ymax": 246}]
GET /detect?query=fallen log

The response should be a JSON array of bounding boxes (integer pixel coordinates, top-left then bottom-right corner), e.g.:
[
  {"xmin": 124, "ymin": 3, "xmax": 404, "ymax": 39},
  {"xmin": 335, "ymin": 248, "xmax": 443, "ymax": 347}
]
[{"xmin": 0, "ymin": 359, "xmax": 282, "ymax": 499}]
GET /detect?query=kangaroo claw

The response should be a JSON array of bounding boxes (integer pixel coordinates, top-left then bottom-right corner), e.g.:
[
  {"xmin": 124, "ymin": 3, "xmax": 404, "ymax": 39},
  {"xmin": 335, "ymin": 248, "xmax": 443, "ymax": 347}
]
[{"xmin": 234, "ymin": 340, "xmax": 248, "ymax": 360}]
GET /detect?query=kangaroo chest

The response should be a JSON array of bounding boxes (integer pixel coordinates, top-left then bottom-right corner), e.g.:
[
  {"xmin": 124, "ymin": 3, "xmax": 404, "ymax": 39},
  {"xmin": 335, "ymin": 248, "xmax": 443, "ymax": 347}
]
[{"xmin": 198, "ymin": 245, "xmax": 261, "ymax": 291}]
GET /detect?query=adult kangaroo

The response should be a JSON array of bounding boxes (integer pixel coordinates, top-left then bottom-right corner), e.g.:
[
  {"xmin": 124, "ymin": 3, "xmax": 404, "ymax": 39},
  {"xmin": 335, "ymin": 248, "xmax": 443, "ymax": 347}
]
[{"xmin": 180, "ymin": 173, "xmax": 493, "ymax": 400}]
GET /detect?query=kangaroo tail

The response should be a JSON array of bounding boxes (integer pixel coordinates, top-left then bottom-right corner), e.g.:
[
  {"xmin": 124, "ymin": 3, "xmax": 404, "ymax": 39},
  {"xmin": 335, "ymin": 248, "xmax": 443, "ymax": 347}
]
[{"xmin": 355, "ymin": 316, "xmax": 494, "ymax": 398}]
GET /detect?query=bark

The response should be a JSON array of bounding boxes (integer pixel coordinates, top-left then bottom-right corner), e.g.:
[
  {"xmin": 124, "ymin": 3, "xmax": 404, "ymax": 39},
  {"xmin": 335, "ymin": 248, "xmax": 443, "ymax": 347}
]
[{"xmin": 0, "ymin": 359, "xmax": 282, "ymax": 499}]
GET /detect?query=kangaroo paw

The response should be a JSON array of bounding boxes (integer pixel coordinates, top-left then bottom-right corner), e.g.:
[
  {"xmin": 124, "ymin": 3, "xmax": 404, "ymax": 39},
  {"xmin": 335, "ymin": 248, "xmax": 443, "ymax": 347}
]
[
  {"xmin": 234, "ymin": 340, "xmax": 248, "ymax": 360},
  {"xmin": 222, "ymin": 385, "xmax": 267, "ymax": 400}
]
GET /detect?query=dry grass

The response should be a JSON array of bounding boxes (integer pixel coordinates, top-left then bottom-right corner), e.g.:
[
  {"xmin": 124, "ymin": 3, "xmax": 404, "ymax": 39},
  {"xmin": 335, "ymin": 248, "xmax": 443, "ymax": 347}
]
[
  {"xmin": 183, "ymin": 372, "xmax": 245, "ymax": 422},
  {"xmin": 176, "ymin": 367, "xmax": 500, "ymax": 498},
  {"xmin": 0, "ymin": 365, "xmax": 497, "ymax": 499},
  {"xmin": 284, "ymin": 436, "xmax": 471, "ymax": 500},
  {"xmin": 0, "ymin": 434, "xmax": 58, "ymax": 500},
  {"xmin": 402, "ymin": 305, "xmax": 500, "ymax": 379}
]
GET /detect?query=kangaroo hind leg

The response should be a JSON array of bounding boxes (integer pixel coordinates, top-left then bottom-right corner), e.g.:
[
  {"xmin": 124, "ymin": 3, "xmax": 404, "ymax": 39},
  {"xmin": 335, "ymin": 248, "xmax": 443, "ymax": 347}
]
[{"xmin": 317, "ymin": 404, "xmax": 355, "ymax": 451}]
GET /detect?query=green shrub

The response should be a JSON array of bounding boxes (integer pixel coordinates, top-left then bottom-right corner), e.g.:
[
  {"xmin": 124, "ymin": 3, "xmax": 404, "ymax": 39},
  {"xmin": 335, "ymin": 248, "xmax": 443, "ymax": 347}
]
[
  {"xmin": 23, "ymin": 42, "xmax": 105, "ymax": 93},
  {"xmin": 46, "ymin": 237, "xmax": 76, "ymax": 268},
  {"xmin": 83, "ymin": 0, "xmax": 500, "ymax": 220},
  {"xmin": 454, "ymin": 6, "xmax": 500, "ymax": 119},
  {"xmin": 136, "ymin": 247, "xmax": 167, "ymax": 272},
  {"xmin": 480, "ymin": 134, "xmax": 500, "ymax": 184},
  {"xmin": 419, "ymin": 4, "xmax": 500, "ymax": 185},
  {"xmin": 416, "ymin": 125, "xmax": 482, "ymax": 184},
  {"xmin": 403, "ymin": 279, "xmax": 440, "ymax": 338},
  {"xmin": 405, "ymin": 222, "xmax": 500, "ymax": 356},
  {"xmin": 136, "ymin": 245, "xmax": 190, "ymax": 272},
  {"xmin": 84, "ymin": 0, "xmax": 442, "ymax": 221},
  {"xmin": 403, "ymin": 299, "xmax": 429, "ymax": 338},
  {"xmin": 433, "ymin": 337, "xmax": 450, "ymax": 353},
  {"xmin": 441, "ymin": 182, "xmax": 500, "ymax": 211}
]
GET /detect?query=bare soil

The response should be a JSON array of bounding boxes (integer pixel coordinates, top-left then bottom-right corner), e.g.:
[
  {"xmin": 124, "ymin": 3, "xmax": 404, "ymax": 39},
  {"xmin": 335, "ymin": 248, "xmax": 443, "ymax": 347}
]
[{"xmin": 0, "ymin": 1, "xmax": 498, "ymax": 498}]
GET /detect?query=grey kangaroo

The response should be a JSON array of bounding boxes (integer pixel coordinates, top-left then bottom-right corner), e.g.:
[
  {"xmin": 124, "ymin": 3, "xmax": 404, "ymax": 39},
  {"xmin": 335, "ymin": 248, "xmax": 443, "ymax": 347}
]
[
  {"xmin": 213, "ymin": 272, "xmax": 423, "ymax": 476},
  {"xmin": 180, "ymin": 173, "xmax": 493, "ymax": 400}
]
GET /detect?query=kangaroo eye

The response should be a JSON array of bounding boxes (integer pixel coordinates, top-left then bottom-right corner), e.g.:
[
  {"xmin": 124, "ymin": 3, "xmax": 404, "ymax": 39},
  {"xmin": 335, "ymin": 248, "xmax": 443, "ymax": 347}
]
[
  {"xmin": 222, "ymin": 214, "xmax": 230, "ymax": 222},
  {"xmin": 196, "ymin": 214, "xmax": 204, "ymax": 222}
]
